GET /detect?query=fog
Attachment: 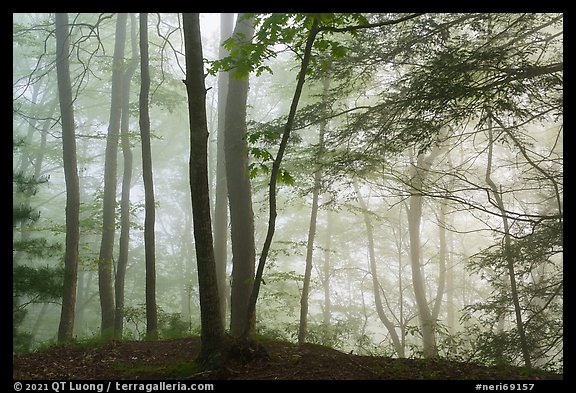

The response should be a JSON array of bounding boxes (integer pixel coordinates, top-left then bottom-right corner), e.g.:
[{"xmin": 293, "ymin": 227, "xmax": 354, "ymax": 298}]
[{"xmin": 13, "ymin": 13, "xmax": 562, "ymax": 372}]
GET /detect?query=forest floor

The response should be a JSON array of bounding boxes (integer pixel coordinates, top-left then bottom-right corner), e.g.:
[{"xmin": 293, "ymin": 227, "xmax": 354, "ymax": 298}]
[{"xmin": 13, "ymin": 336, "xmax": 563, "ymax": 381}]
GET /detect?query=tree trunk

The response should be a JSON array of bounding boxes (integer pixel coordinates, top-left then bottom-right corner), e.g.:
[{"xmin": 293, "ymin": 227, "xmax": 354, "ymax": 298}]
[
  {"xmin": 140, "ymin": 12, "xmax": 158, "ymax": 340},
  {"xmin": 183, "ymin": 12, "xmax": 226, "ymax": 366},
  {"xmin": 115, "ymin": 13, "xmax": 139, "ymax": 339},
  {"xmin": 98, "ymin": 13, "xmax": 127, "ymax": 338},
  {"xmin": 485, "ymin": 113, "xmax": 531, "ymax": 368},
  {"xmin": 55, "ymin": 12, "xmax": 80, "ymax": 343},
  {"xmin": 322, "ymin": 207, "xmax": 333, "ymax": 326},
  {"xmin": 298, "ymin": 73, "xmax": 330, "ymax": 345},
  {"xmin": 244, "ymin": 17, "xmax": 320, "ymax": 338},
  {"xmin": 225, "ymin": 14, "xmax": 257, "ymax": 338},
  {"xmin": 407, "ymin": 146, "xmax": 443, "ymax": 358},
  {"xmin": 213, "ymin": 12, "xmax": 234, "ymax": 330},
  {"xmin": 432, "ymin": 200, "xmax": 447, "ymax": 321},
  {"xmin": 354, "ymin": 182, "xmax": 404, "ymax": 357}
]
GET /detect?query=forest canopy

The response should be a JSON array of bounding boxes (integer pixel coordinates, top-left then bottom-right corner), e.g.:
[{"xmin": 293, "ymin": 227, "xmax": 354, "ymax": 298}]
[{"xmin": 13, "ymin": 12, "xmax": 562, "ymax": 373}]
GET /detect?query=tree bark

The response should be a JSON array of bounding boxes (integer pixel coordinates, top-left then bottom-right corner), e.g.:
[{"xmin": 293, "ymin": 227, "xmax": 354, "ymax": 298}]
[
  {"xmin": 213, "ymin": 12, "xmax": 234, "ymax": 329},
  {"xmin": 55, "ymin": 12, "xmax": 80, "ymax": 343},
  {"xmin": 354, "ymin": 182, "xmax": 404, "ymax": 357},
  {"xmin": 407, "ymin": 146, "xmax": 443, "ymax": 358},
  {"xmin": 432, "ymin": 200, "xmax": 447, "ymax": 321},
  {"xmin": 140, "ymin": 12, "xmax": 158, "ymax": 340},
  {"xmin": 298, "ymin": 73, "xmax": 330, "ymax": 345},
  {"xmin": 224, "ymin": 14, "xmax": 257, "ymax": 337},
  {"xmin": 322, "ymin": 207, "xmax": 333, "ymax": 326},
  {"xmin": 98, "ymin": 13, "xmax": 127, "ymax": 338},
  {"xmin": 115, "ymin": 12, "xmax": 139, "ymax": 339},
  {"xmin": 183, "ymin": 12, "xmax": 225, "ymax": 366},
  {"xmin": 244, "ymin": 17, "xmax": 320, "ymax": 338},
  {"xmin": 485, "ymin": 113, "xmax": 531, "ymax": 368}
]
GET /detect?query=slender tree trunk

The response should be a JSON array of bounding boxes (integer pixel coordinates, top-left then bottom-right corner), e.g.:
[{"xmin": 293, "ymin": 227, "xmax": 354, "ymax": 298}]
[
  {"xmin": 354, "ymin": 182, "xmax": 404, "ymax": 357},
  {"xmin": 115, "ymin": 13, "xmax": 139, "ymax": 339},
  {"xmin": 213, "ymin": 12, "xmax": 234, "ymax": 330},
  {"xmin": 407, "ymin": 146, "xmax": 443, "ymax": 358},
  {"xmin": 432, "ymin": 200, "xmax": 447, "ymax": 321},
  {"xmin": 183, "ymin": 12, "xmax": 225, "ymax": 366},
  {"xmin": 445, "ymin": 210, "xmax": 456, "ymax": 335},
  {"xmin": 139, "ymin": 12, "xmax": 158, "ymax": 340},
  {"xmin": 180, "ymin": 206, "xmax": 194, "ymax": 328},
  {"xmin": 98, "ymin": 13, "xmax": 127, "ymax": 338},
  {"xmin": 485, "ymin": 113, "xmax": 531, "ymax": 368},
  {"xmin": 322, "ymin": 207, "xmax": 333, "ymax": 326},
  {"xmin": 244, "ymin": 17, "xmax": 320, "ymax": 338},
  {"xmin": 298, "ymin": 74, "xmax": 330, "ymax": 345},
  {"xmin": 55, "ymin": 12, "xmax": 80, "ymax": 343},
  {"xmin": 225, "ymin": 14, "xmax": 257, "ymax": 337},
  {"xmin": 297, "ymin": 168, "xmax": 321, "ymax": 345},
  {"xmin": 407, "ymin": 189, "xmax": 437, "ymax": 358}
]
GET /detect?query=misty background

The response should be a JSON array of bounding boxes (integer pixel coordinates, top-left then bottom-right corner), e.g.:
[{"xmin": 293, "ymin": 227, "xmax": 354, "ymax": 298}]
[{"xmin": 13, "ymin": 13, "xmax": 562, "ymax": 372}]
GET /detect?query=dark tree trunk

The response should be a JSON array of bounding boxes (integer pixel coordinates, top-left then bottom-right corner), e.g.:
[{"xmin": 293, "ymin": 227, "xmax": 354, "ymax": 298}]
[
  {"xmin": 183, "ymin": 12, "xmax": 226, "ymax": 366},
  {"xmin": 244, "ymin": 17, "xmax": 320, "ymax": 339},
  {"xmin": 55, "ymin": 12, "xmax": 80, "ymax": 343},
  {"xmin": 225, "ymin": 14, "xmax": 257, "ymax": 337},
  {"xmin": 140, "ymin": 12, "xmax": 158, "ymax": 340},
  {"xmin": 298, "ymin": 73, "xmax": 330, "ymax": 345},
  {"xmin": 98, "ymin": 13, "xmax": 127, "ymax": 338}
]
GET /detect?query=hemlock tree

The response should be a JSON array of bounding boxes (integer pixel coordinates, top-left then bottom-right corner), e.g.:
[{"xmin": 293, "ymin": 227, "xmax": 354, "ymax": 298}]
[{"xmin": 55, "ymin": 12, "xmax": 81, "ymax": 343}]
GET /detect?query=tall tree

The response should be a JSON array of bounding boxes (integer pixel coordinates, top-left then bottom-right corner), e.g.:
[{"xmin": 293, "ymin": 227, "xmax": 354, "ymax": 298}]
[
  {"xmin": 115, "ymin": 13, "xmax": 139, "ymax": 339},
  {"xmin": 98, "ymin": 12, "xmax": 127, "ymax": 338},
  {"xmin": 244, "ymin": 15, "xmax": 320, "ymax": 338},
  {"xmin": 213, "ymin": 12, "xmax": 234, "ymax": 329},
  {"xmin": 140, "ymin": 13, "xmax": 158, "ymax": 339},
  {"xmin": 406, "ymin": 143, "xmax": 444, "ymax": 358},
  {"xmin": 298, "ymin": 73, "xmax": 329, "ymax": 345},
  {"xmin": 321, "ymin": 206, "xmax": 333, "ymax": 327},
  {"xmin": 55, "ymin": 12, "xmax": 80, "ymax": 343},
  {"xmin": 182, "ymin": 12, "xmax": 226, "ymax": 367},
  {"xmin": 98, "ymin": 13, "xmax": 128, "ymax": 338},
  {"xmin": 354, "ymin": 182, "xmax": 405, "ymax": 357},
  {"xmin": 225, "ymin": 14, "xmax": 257, "ymax": 337},
  {"xmin": 241, "ymin": 13, "xmax": 424, "ymax": 338},
  {"xmin": 484, "ymin": 112, "xmax": 531, "ymax": 368},
  {"xmin": 140, "ymin": 12, "xmax": 158, "ymax": 340}
]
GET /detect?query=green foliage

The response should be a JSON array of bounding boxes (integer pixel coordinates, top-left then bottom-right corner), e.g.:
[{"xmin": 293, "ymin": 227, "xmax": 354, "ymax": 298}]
[
  {"xmin": 13, "ymin": 148, "xmax": 65, "ymax": 353},
  {"xmin": 245, "ymin": 125, "xmax": 297, "ymax": 186},
  {"xmin": 13, "ymin": 265, "xmax": 65, "ymax": 303},
  {"xmin": 13, "ymin": 297, "xmax": 33, "ymax": 354},
  {"xmin": 463, "ymin": 220, "xmax": 563, "ymax": 371},
  {"xmin": 13, "ymin": 238, "xmax": 62, "ymax": 260},
  {"xmin": 12, "ymin": 265, "xmax": 64, "ymax": 354},
  {"xmin": 13, "ymin": 172, "xmax": 49, "ymax": 197},
  {"xmin": 209, "ymin": 13, "xmax": 371, "ymax": 79}
]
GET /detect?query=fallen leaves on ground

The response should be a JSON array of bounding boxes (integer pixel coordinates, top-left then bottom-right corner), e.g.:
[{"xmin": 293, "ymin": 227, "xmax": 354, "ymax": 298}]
[{"xmin": 12, "ymin": 336, "xmax": 562, "ymax": 380}]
